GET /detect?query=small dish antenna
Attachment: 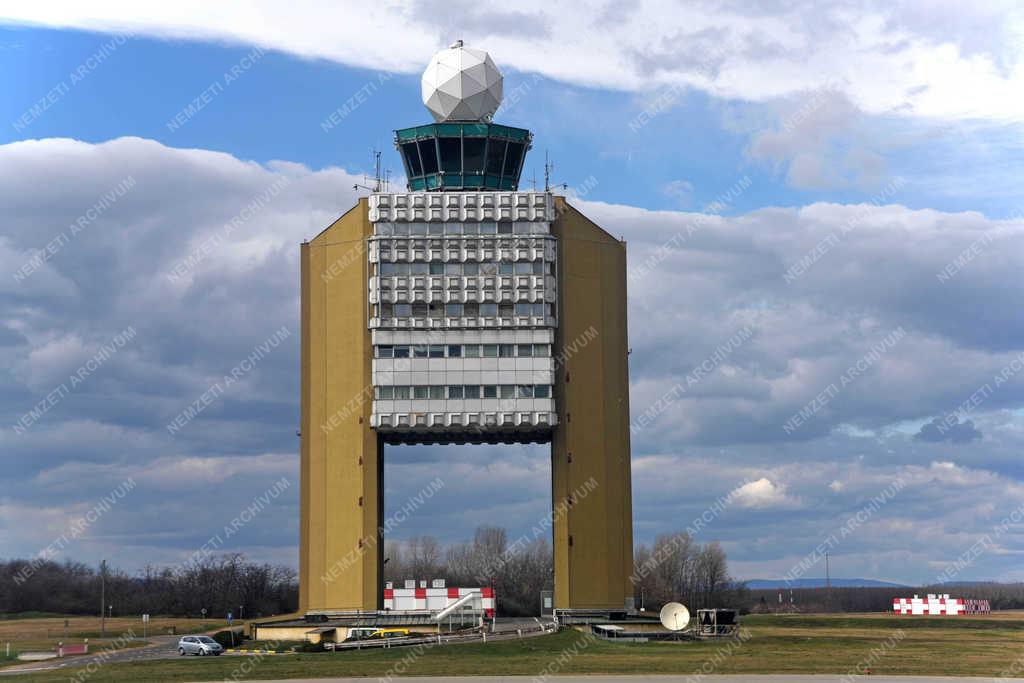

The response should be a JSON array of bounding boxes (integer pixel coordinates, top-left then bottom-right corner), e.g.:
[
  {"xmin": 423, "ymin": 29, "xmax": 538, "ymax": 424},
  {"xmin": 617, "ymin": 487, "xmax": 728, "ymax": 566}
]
[{"xmin": 659, "ymin": 602, "xmax": 690, "ymax": 631}]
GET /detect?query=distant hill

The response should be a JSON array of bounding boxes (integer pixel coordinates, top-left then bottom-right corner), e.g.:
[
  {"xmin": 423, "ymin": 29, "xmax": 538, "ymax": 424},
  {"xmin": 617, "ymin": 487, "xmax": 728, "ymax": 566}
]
[{"xmin": 745, "ymin": 578, "xmax": 908, "ymax": 589}]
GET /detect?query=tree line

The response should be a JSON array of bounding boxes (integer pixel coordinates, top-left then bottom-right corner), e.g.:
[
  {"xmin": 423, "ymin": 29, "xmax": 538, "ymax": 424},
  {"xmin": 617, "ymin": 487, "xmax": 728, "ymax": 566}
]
[
  {"xmin": 1, "ymin": 527, "xmax": 742, "ymax": 618},
  {"xmin": 744, "ymin": 583, "xmax": 1024, "ymax": 613},
  {"xmin": 0, "ymin": 554, "xmax": 296, "ymax": 620}
]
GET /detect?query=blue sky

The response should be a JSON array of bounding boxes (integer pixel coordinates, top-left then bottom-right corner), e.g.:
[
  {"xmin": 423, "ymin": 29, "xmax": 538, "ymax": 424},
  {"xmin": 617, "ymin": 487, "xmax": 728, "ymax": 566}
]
[{"xmin": 2, "ymin": 3, "xmax": 1024, "ymax": 586}]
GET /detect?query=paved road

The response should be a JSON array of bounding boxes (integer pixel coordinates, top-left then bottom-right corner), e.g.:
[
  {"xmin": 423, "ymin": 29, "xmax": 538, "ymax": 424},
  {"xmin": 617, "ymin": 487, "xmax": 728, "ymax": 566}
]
[
  {"xmin": 0, "ymin": 635, "xmax": 186, "ymax": 676},
  {"xmin": 244, "ymin": 678, "xmax": 1022, "ymax": 683}
]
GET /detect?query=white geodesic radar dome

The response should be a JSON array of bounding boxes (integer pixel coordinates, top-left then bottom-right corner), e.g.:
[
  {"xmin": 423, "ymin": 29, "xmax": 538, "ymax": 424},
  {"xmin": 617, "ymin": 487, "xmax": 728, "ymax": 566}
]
[{"xmin": 421, "ymin": 40, "xmax": 503, "ymax": 122}]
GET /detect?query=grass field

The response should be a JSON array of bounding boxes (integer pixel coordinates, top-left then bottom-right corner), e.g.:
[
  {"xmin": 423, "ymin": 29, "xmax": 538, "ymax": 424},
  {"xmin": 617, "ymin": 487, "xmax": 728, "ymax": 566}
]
[
  {"xmin": 0, "ymin": 613, "xmax": 223, "ymax": 665},
  {"xmin": 8, "ymin": 612, "xmax": 1023, "ymax": 681}
]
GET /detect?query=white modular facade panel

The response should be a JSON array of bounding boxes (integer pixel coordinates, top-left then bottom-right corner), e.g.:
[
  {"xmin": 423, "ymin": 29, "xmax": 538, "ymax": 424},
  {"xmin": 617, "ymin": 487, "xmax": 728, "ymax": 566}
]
[{"xmin": 368, "ymin": 192, "xmax": 557, "ymax": 441}]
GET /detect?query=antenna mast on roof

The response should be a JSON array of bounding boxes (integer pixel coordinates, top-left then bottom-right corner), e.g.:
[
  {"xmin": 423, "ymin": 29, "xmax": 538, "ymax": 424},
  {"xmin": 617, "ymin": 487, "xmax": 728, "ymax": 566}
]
[
  {"xmin": 354, "ymin": 149, "xmax": 389, "ymax": 193},
  {"xmin": 543, "ymin": 150, "xmax": 568, "ymax": 194}
]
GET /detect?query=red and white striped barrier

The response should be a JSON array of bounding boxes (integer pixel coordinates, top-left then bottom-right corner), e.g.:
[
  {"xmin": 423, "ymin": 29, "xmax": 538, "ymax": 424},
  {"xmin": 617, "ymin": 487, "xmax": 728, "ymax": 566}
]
[
  {"xmin": 893, "ymin": 594, "xmax": 990, "ymax": 615},
  {"xmin": 383, "ymin": 585, "xmax": 495, "ymax": 618}
]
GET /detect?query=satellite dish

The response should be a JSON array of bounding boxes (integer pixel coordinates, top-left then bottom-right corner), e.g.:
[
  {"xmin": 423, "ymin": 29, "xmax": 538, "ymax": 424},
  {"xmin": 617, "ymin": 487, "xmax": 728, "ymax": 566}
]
[{"xmin": 660, "ymin": 602, "xmax": 690, "ymax": 631}]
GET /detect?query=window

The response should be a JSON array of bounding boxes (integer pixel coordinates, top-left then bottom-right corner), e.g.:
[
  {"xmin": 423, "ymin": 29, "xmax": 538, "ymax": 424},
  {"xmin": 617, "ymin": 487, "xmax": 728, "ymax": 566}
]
[
  {"xmin": 464, "ymin": 302, "xmax": 480, "ymax": 317},
  {"xmin": 410, "ymin": 262, "xmax": 429, "ymax": 275},
  {"xmin": 515, "ymin": 303, "xmax": 532, "ymax": 316},
  {"xmin": 499, "ymin": 344, "xmax": 515, "ymax": 357},
  {"xmin": 481, "ymin": 303, "xmax": 498, "ymax": 316},
  {"xmin": 428, "ymin": 303, "xmax": 443, "ymax": 318},
  {"xmin": 464, "ymin": 262, "xmax": 479, "ymax": 275},
  {"xmin": 532, "ymin": 303, "xmax": 545, "ymax": 316},
  {"xmin": 430, "ymin": 262, "xmax": 444, "ymax": 275},
  {"xmin": 463, "ymin": 222, "xmax": 479, "ymax": 235},
  {"xmin": 463, "ymin": 385, "xmax": 480, "ymax": 398},
  {"xmin": 393, "ymin": 345, "xmax": 410, "ymax": 358},
  {"xmin": 517, "ymin": 344, "xmax": 533, "ymax": 357},
  {"xmin": 401, "ymin": 142, "xmax": 422, "ymax": 176},
  {"xmin": 447, "ymin": 385, "xmax": 463, "ymax": 399},
  {"xmin": 394, "ymin": 386, "xmax": 410, "ymax": 399},
  {"xmin": 428, "ymin": 223, "xmax": 443, "ymax": 236},
  {"xmin": 393, "ymin": 223, "xmax": 409, "ymax": 236},
  {"xmin": 445, "ymin": 263, "xmax": 461, "ymax": 275},
  {"xmin": 413, "ymin": 386, "xmax": 428, "ymax": 399},
  {"xmin": 533, "ymin": 344, "xmax": 549, "ymax": 356},
  {"xmin": 535, "ymin": 385, "xmax": 551, "ymax": 398},
  {"xmin": 463, "ymin": 137, "xmax": 486, "ymax": 174},
  {"xmin": 377, "ymin": 386, "xmax": 394, "ymax": 399},
  {"xmin": 498, "ymin": 303, "xmax": 514, "ymax": 317},
  {"xmin": 503, "ymin": 142, "xmax": 524, "ymax": 177},
  {"xmin": 378, "ymin": 345, "xmax": 394, "ymax": 358},
  {"xmin": 486, "ymin": 141, "xmax": 506, "ymax": 175},
  {"xmin": 514, "ymin": 262, "xmax": 532, "ymax": 274},
  {"xmin": 500, "ymin": 385, "xmax": 515, "ymax": 399},
  {"xmin": 414, "ymin": 345, "xmax": 429, "ymax": 358},
  {"xmin": 517, "ymin": 385, "xmax": 534, "ymax": 398},
  {"xmin": 533, "ymin": 260, "xmax": 544, "ymax": 275},
  {"xmin": 446, "ymin": 222, "xmax": 462, "ymax": 235},
  {"xmin": 483, "ymin": 385, "xmax": 497, "ymax": 398},
  {"xmin": 429, "ymin": 385, "xmax": 444, "ymax": 399},
  {"xmin": 498, "ymin": 222, "xmax": 513, "ymax": 234},
  {"xmin": 480, "ymin": 222, "xmax": 497, "ymax": 235},
  {"xmin": 446, "ymin": 303, "xmax": 462, "ymax": 317},
  {"xmin": 499, "ymin": 262, "xmax": 514, "ymax": 275},
  {"xmin": 448, "ymin": 345, "xmax": 462, "ymax": 357},
  {"xmin": 418, "ymin": 139, "xmax": 439, "ymax": 174},
  {"xmin": 464, "ymin": 344, "xmax": 480, "ymax": 357},
  {"xmin": 482, "ymin": 344, "xmax": 498, "ymax": 357},
  {"xmin": 379, "ymin": 304, "xmax": 393, "ymax": 318},
  {"xmin": 381, "ymin": 262, "xmax": 408, "ymax": 275},
  {"xmin": 429, "ymin": 344, "xmax": 444, "ymax": 358},
  {"xmin": 438, "ymin": 137, "xmax": 461, "ymax": 173},
  {"xmin": 394, "ymin": 304, "xmax": 412, "ymax": 317}
]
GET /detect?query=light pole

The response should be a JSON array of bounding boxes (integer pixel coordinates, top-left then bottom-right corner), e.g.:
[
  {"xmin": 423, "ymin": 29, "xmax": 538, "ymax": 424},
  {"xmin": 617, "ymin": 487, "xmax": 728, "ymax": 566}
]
[{"xmin": 99, "ymin": 560, "xmax": 107, "ymax": 637}]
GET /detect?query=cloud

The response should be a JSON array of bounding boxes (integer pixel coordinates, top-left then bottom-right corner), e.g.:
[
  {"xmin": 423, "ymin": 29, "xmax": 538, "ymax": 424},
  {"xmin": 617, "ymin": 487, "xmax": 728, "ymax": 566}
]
[
  {"xmin": 2, "ymin": 2, "xmax": 1023, "ymax": 121},
  {"xmin": 3, "ymin": 135, "xmax": 1024, "ymax": 583},
  {"xmin": 661, "ymin": 179, "xmax": 694, "ymax": 207},
  {"xmin": 915, "ymin": 416, "xmax": 983, "ymax": 443},
  {"xmin": 730, "ymin": 477, "xmax": 798, "ymax": 509}
]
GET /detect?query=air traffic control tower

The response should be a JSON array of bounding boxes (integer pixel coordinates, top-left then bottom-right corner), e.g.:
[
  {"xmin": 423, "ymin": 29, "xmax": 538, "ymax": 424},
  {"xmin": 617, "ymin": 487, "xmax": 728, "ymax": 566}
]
[{"xmin": 300, "ymin": 42, "xmax": 634, "ymax": 618}]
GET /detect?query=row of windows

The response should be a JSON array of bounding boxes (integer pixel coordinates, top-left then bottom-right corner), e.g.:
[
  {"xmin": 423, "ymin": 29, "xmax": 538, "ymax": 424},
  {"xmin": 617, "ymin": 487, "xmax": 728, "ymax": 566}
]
[
  {"xmin": 377, "ymin": 303, "xmax": 553, "ymax": 318},
  {"xmin": 376, "ymin": 384, "xmax": 552, "ymax": 400},
  {"xmin": 377, "ymin": 237, "xmax": 548, "ymax": 250},
  {"xmin": 377, "ymin": 343, "xmax": 551, "ymax": 359},
  {"xmin": 378, "ymin": 261, "xmax": 550, "ymax": 276},
  {"xmin": 399, "ymin": 138, "xmax": 525, "ymax": 181},
  {"xmin": 375, "ymin": 222, "xmax": 548, "ymax": 236}
]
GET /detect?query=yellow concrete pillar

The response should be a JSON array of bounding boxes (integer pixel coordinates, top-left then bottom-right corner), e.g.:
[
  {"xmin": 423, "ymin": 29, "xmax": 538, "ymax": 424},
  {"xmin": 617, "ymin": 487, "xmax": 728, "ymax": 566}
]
[
  {"xmin": 550, "ymin": 199, "xmax": 634, "ymax": 610},
  {"xmin": 300, "ymin": 199, "xmax": 383, "ymax": 613}
]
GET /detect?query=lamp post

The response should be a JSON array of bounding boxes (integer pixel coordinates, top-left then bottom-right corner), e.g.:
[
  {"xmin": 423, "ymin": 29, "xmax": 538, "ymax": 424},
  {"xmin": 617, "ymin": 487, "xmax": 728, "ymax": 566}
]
[{"xmin": 99, "ymin": 560, "xmax": 107, "ymax": 637}]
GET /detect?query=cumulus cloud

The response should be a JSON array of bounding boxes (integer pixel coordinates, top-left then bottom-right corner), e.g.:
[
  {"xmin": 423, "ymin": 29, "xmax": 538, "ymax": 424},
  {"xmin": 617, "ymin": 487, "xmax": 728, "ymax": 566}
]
[
  {"xmin": 2, "ymin": 2, "xmax": 1023, "ymax": 121},
  {"xmin": 3, "ymin": 136, "xmax": 1024, "ymax": 582},
  {"xmin": 730, "ymin": 477, "xmax": 799, "ymax": 509}
]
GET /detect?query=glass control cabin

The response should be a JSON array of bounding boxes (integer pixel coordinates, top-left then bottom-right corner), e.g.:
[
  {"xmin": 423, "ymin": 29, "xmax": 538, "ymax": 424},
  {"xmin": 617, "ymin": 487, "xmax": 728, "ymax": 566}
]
[{"xmin": 395, "ymin": 122, "xmax": 532, "ymax": 191}]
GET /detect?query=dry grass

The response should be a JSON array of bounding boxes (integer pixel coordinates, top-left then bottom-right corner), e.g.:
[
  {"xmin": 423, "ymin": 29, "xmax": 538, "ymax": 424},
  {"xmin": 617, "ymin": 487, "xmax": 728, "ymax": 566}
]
[
  {"xmin": 0, "ymin": 613, "xmax": 223, "ymax": 665},
  {"xmin": 12, "ymin": 611, "xmax": 1024, "ymax": 681}
]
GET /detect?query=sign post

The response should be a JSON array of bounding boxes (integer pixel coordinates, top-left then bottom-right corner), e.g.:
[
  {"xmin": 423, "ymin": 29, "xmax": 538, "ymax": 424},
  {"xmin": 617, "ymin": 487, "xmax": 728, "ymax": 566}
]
[{"xmin": 142, "ymin": 614, "xmax": 149, "ymax": 639}]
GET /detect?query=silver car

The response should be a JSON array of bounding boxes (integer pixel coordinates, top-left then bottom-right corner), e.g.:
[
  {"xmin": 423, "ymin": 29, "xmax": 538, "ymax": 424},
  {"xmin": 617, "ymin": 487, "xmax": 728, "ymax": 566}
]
[{"xmin": 177, "ymin": 635, "xmax": 223, "ymax": 656}]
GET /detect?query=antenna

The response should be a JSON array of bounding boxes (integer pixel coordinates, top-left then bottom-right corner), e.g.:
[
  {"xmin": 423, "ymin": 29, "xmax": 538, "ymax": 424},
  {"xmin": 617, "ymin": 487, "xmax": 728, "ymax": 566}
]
[
  {"xmin": 659, "ymin": 602, "xmax": 690, "ymax": 631},
  {"xmin": 353, "ymin": 149, "xmax": 389, "ymax": 193},
  {"xmin": 543, "ymin": 150, "xmax": 568, "ymax": 194},
  {"xmin": 544, "ymin": 150, "xmax": 550, "ymax": 192}
]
